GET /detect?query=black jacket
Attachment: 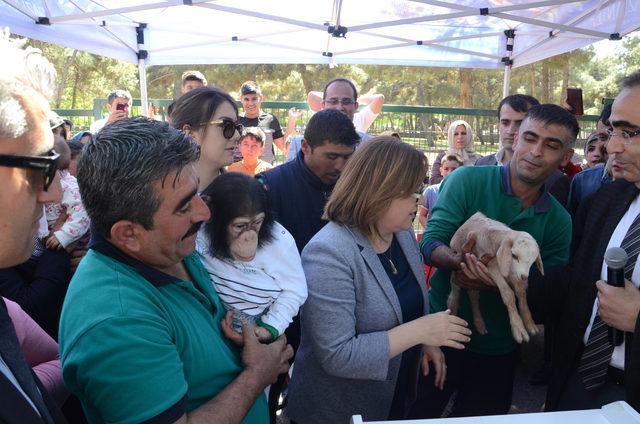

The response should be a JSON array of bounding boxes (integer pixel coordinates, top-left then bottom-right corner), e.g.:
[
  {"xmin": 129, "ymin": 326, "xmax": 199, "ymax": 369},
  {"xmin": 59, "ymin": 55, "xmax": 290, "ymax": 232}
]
[{"xmin": 531, "ymin": 180, "xmax": 640, "ymax": 411}]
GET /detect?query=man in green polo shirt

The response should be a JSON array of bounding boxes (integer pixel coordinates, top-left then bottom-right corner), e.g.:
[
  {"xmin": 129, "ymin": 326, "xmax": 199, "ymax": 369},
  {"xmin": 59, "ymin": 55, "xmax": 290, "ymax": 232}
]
[
  {"xmin": 411, "ymin": 104, "xmax": 575, "ymax": 418},
  {"xmin": 59, "ymin": 118, "xmax": 292, "ymax": 424}
]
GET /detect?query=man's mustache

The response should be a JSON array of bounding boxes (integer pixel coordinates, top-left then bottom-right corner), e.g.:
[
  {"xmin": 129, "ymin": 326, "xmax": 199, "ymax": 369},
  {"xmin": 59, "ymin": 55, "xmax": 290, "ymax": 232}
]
[{"xmin": 182, "ymin": 221, "xmax": 203, "ymax": 240}]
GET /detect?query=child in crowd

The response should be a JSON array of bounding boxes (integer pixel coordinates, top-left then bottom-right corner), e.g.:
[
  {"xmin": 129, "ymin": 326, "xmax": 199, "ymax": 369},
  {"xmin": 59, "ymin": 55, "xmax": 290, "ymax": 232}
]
[
  {"xmin": 419, "ymin": 153, "xmax": 463, "ymax": 229},
  {"xmin": 227, "ymin": 127, "xmax": 273, "ymax": 177},
  {"xmin": 196, "ymin": 172, "xmax": 307, "ymax": 341},
  {"xmin": 44, "ymin": 137, "xmax": 90, "ymax": 251},
  {"xmin": 66, "ymin": 140, "xmax": 84, "ymax": 177}
]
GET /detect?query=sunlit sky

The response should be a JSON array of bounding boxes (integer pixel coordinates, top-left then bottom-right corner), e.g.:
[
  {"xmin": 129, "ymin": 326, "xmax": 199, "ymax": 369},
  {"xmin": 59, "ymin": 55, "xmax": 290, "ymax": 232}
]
[{"xmin": 592, "ymin": 30, "xmax": 639, "ymax": 59}]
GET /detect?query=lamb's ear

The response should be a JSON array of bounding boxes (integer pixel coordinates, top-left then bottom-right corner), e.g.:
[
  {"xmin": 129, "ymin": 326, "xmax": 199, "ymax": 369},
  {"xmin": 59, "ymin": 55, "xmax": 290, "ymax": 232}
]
[
  {"xmin": 461, "ymin": 231, "xmax": 477, "ymax": 254},
  {"xmin": 535, "ymin": 254, "xmax": 545, "ymax": 276},
  {"xmin": 496, "ymin": 238, "xmax": 513, "ymax": 278}
]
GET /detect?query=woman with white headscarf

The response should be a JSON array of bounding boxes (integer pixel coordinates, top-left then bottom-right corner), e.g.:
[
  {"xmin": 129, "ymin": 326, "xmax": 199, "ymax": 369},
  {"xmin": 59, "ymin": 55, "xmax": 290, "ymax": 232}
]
[{"xmin": 429, "ymin": 120, "xmax": 480, "ymax": 184}]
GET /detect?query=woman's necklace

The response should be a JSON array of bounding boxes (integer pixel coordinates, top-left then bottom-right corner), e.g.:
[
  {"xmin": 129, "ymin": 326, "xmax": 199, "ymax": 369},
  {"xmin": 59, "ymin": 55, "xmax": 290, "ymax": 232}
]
[{"xmin": 382, "ymin": 251, "xmax": 398, "ymax": 275}]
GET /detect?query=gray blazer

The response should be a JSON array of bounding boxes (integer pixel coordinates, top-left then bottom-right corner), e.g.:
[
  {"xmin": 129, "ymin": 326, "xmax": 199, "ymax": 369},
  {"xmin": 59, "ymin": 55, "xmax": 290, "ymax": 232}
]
[{"xmin": 287, "ymin": 222, "xmax": 428, "ymax": 423}]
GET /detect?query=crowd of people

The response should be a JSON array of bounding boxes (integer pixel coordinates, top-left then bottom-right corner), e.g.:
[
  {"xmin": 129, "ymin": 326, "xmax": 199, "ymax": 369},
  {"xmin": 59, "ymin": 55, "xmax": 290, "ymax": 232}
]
[{"xmin": 0, "ymin": 32, "xmax": 638, "ymax": 424}]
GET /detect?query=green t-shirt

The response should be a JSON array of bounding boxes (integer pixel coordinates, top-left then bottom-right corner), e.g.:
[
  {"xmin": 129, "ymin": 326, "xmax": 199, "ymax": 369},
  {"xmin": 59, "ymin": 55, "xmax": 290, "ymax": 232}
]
[
  {"xmin": 421, "ymin": 165, "xmax": 571, "ymax": 355},
  {"xmin": 59, "ymin": 247, "xmax": 268, "ymax": 424}
]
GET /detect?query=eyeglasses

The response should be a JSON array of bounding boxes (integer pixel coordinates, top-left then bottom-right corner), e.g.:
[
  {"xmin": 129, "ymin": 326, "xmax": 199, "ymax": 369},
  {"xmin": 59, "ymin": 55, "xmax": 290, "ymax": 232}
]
[
  {"xmin": 204, "ymin": 118, "xmax": 243, "ymax": 139},
  {"xmin": 410, "ymin": 185, "xmax": 425, "ymax": 200},
  {"xmin": 324, "ymin": 98, "xmax": 355, "ymax": 107},
  {"xmin": 0, "ymin": 150, "xmax": 60, "ymax": 191},
  {"xmin": 606, "ymin": 128, "xmax": 640, "ymax": 144}
]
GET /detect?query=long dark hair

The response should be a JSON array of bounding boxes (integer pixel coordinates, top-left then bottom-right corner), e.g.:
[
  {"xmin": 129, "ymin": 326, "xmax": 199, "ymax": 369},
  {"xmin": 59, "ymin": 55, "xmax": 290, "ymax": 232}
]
[
  {"xmin": 201, "ymin": 172, "xmax": 275, "ymax": 260},
  {"xmin": 170, "ymin": 86, "xmax": 238, "ymax": 133}
]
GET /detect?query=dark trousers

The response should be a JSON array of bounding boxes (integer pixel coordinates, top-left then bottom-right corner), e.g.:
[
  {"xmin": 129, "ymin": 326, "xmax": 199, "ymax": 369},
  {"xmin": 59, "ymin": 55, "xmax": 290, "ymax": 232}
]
[
  {"xmin": 556, "ymin": 367, "xmax": 626, "ymax": 411},
  {"xmin": 409, "ymin": 347, "xmax": 517, "ymax": 419}
]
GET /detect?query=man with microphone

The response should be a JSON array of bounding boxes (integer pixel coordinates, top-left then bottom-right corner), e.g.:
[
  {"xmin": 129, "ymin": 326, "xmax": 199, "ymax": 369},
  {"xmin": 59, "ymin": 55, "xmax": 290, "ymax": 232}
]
[{"xmin": 529, "ymin": 70, "xmax": 640, "ymax": 412}]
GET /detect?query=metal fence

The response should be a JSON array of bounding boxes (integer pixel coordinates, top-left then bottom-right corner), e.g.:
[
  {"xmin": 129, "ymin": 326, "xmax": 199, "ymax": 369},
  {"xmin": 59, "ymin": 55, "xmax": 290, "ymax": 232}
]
[{"xmin": 54, "ymin": 100, "xmax": 600, "ymax": 168}]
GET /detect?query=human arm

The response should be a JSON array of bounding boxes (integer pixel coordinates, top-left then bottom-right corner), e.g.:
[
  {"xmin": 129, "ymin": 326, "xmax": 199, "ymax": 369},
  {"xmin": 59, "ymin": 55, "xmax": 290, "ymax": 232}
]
[
  {"xmin": 270, "ymin": 115, "xmax": 286, "ymax": 155},
  {"xmin": 53, "ymin": 175, "xmax": 90, "ymax": 249},
  {"xmin": 418, "ymin": 206, "xmax": 428, "ymax": 229},
  {"xmin": 307, "ymin": 91, "xmax": 323, "ymax": 112},
  {"xmin": 358, "ymin": 93, "xmax": 385, "ymax": 114},
  {"xmin": 284, "ymin": 108, "xmax": 304, "ymax": 145},
  {"xmin": 429, "ymin": 151, "xmax": 445, "ymax": 185},
  {"xmin": 257, "ymin": 225, "xmax": 308, "ymax": 339},
  {"xmin": 5, "ymin": 298, "xmax": 68, "ymax": 406},
  {"xmin": 301, "ymin": 235, "xmax": 469, "ymax": 380},
  {"xmin": 174, "ymin": 322, "xmax": 292, "ymax": 424}
]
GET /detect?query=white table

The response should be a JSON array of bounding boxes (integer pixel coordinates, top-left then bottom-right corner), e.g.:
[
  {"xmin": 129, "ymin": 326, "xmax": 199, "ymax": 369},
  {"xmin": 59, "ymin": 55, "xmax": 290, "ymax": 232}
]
[{"xmin": 351, "ymin": 401, "xmax": 640, "ymax": 424}]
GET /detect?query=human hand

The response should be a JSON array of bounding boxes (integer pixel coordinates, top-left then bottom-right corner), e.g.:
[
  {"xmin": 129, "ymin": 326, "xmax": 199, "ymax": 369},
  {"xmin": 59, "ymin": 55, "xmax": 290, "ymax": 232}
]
[
  {"xmin": 288, "ymin": 107, "xmax": 303, "ymax": 120},
  {"xmin": 52, "ymin": 209, "xmax": 68, "ymax": 232},
  {"xmin": 597, "ymin": 280, "xmax": 640, "ymax": 332},
  {"xmin": 45, "ymin": 234, "xmax": 63, "ymax": 250},
  {"xmin": 254, "ymin": 326, "xmax": 273, "ymax": 343},
  {"xmin": 241, "ymin": 321, "xmax": 292, "ymax": 388},
  {"xmin": 221, "ymin": 310, "xmax": 244, "ymax": 347},
  {"xmin": 421, "ymin": 345, "xmax": 446, "ymax": 390},
  {"xmin": 69, "ymin": 247, "xmax": 87, "ymax": 274},
  {"xmin": 417, "ymin": 310, "xmax": 471, "ymax": 349},
  {"xmin": 107, "ymin": 108, "xmax": 127, "ymax": 124},
  {"xmin": 455, "ymin": 253, "xmax": 495, "ymax": 290}
]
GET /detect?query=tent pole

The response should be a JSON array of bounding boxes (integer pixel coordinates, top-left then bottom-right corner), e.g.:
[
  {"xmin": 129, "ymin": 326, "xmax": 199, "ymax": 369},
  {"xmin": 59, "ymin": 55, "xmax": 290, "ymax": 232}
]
[
  {"xmin": 502, "ymin": 64, "xmax": 512, "ymax": 98},
  {"xmin": 138, "ymin": 59, "xmax": 149, "ymax": 117}
]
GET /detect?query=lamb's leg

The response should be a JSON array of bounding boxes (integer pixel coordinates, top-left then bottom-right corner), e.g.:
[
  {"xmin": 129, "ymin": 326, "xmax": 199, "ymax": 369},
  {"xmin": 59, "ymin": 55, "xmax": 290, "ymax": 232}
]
[
  {"xmin": 467, "ymin": 289, "xmax": 487, "ymax": 335},
  {"xmin": 487, "ymin": 264, "xmax": 530, "ymax": 343},
  {"xmin": 513, "ymin": 279, "xmax": 539, "ymax": 336},
  {"xmin": 447, "ymin": 274, "xmax": 461, "ymax": 316}
]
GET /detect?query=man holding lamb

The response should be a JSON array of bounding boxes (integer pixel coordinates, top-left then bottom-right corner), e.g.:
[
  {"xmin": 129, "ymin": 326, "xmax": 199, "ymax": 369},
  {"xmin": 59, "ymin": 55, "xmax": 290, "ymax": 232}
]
[{"xmin": 411, "ymin": 104, "xmax": 576, "ymax": 418}]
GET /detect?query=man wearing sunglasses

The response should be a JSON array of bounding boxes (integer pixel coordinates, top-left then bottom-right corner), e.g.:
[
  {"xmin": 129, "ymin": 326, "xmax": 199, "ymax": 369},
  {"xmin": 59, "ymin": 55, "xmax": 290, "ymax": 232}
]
[{"xmin": 0, "ymin": 34, "xmax": 66, "ymax": 424}]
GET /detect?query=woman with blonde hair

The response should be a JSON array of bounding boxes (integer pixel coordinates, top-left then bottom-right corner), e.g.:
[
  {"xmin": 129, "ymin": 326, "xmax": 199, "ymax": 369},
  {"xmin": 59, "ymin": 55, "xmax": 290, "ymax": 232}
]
[
  {"xmin": 429, "ymin": 120, "xmax": 480, "ymax": 184},
  {"xmin": 286, "ymin": 137, "xmax": 471, "ymax": 423}
]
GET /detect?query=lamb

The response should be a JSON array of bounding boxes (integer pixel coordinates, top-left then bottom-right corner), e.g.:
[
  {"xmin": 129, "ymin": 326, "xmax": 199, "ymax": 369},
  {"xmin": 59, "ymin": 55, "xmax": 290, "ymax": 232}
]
[{"xmin": 447, "ymin": 212, "xmax": 544, "ymax": 343}]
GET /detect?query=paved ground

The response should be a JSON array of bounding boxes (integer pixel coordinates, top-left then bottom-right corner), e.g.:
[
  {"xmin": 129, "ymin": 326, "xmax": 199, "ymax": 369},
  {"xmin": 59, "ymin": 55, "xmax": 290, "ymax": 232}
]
[{"xmin": 277, "ymin": 326, "xmax": 549, "ymax": 422}]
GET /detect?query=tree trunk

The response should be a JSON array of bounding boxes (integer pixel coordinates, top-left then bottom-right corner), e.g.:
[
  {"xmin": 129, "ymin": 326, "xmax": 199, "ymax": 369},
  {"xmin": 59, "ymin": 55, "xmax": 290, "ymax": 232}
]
[
  {"xmin": 296, "ymin": 64, "xmax": 314, "ymax": 96},
  {"xmin": 70, "ymin": 67, "xmax": 80, "ymax": 109},
  {"xmin": 560, "ymin": 63, "xmax": 570, "ymax": 104},
  {"xmin": 459, "ymin": 68, "xmax": 473, "ymax": 108},
  {"xmin": 55, "ymin": 49, "xmax": 78, "ymax": 108},
  {"xmin": 541, "ymin": 61, "xmax": 550, "ymax": 103},
  {"xmin": 415, "ymin": 77, "xmax": 433, "ymax": 147},
  {"xmin": 530, "ymin": 64, "xmax": 536, "ymax": 98}
]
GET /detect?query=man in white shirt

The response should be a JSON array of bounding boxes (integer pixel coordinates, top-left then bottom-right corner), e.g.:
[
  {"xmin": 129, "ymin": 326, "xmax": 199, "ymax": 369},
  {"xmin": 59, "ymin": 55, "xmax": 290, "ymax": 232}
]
[
  {"xmin": 287, "ymin": 78, "xmax": 372, "ymax": 162},
  {"xmin": 89, "ymin": 89, "xmax": 132, "ymax": 134},
  {"xmin": 536, "ymin": 70, "xmax": 640, "ymax": 412}
]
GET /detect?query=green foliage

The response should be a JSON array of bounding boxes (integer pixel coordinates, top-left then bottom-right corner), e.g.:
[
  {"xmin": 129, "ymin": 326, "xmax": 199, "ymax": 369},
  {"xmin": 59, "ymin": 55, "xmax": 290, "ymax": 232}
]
[{"xmin": 26, "ymin": 33, "xmax": 640, "ymax": 115}]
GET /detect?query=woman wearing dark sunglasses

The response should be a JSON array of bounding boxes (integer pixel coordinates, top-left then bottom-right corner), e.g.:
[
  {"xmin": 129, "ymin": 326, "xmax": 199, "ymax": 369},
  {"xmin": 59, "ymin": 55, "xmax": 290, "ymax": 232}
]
[{"xmin": 170, "ymin": 87, "xmax": 243, "ymax": 192}]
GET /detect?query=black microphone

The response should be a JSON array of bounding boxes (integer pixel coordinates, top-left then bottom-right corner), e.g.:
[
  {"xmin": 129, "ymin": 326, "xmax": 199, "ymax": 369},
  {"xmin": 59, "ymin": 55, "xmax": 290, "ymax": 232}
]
[{"xmin": 604, "ymin": 247, "xmax": 628, "ymax": 346}]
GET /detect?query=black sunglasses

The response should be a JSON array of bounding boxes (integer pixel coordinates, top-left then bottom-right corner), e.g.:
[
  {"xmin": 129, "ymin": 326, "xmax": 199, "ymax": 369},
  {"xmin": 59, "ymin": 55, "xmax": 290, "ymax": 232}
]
[
  {"xmin": 204, "ymin": 118, "xmax": 243, "ymax": 140},
  {"xmin": 0, "ymin": 150, "xmax": 60, "ymax": 191}
]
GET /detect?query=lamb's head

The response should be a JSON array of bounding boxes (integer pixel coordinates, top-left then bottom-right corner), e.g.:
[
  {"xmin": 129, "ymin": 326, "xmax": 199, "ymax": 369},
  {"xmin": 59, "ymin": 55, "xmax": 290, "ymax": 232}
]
[{"xmin": 496, "ymin": 232, "xmax": 544, "ymax": 282}]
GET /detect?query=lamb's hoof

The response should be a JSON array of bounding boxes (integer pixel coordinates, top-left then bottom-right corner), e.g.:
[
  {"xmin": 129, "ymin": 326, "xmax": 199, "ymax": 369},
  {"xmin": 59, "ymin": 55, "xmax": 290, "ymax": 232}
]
[
  {"xmin": 526, "ymin": 322, "xmax": 539, "ymax": 336},
  {"xmin": 512, "ymin": 324, "xmax": 530, "ymax": 344},
  {"xmin": 474, "ymin": 319, "xmax": 488, "ymax": 335}
]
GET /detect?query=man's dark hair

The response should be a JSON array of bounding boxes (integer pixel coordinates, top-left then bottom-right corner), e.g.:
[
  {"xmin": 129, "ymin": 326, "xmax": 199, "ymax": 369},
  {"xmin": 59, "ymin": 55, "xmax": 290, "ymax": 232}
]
[
  {"xmin": 598, "ymin": 103, "xmax": 612, "ymax": 127},
  {"xmin": 106, "ymin": 89, "xmax": 132, "ymax": 106},
  {"xmin": 498, "ymin": 94, "xmax": 540, "ymax": 119},
  {"xmin": 67, "ymin": 140, "xmax": 84, "ymax": 159},
  {"xmin": 201, "ymin": 172, "xmax": 274, "ymax": 260},
  {"xmin": 303, "ymin": 108, "xmax": 360, "ymax": 149},
  {"xmin": 181, "ymin": 70, "xmax": 207, "ymax": 86},
  {"xmin": 522, "ymin": 104, "xmax": 580, "ymax": 146},
  {"xmin": 240, "ymin": 127, "xmax": 266, "ymax": 146},
  {"xmin": 77, "ymin": 117, "xmax": 199, "ymax": 238},
  {"xmin": 322, "ymin": 78, "xmax": 358, "ymax": 101},
  {"xmin": 620, "ymin": 69, "xmax": 640, "ymax": 90},
  {"xmin": 170, "ymin": 86, "xmax": 238, "ymax": 133},
  {"xmin": 442, "ymin": 154, "xmax": 463, "ymax": 166},
  {"xmin": 240, "ymin": 81, "xmax": 261, "ymax": 96}
]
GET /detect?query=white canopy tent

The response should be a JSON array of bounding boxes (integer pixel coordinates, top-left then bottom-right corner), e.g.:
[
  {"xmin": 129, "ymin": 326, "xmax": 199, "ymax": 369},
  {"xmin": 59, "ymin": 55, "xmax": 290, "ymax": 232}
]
[{"xmin": 2, "ymin": 0, "xmax": 639, "ymax": 115}]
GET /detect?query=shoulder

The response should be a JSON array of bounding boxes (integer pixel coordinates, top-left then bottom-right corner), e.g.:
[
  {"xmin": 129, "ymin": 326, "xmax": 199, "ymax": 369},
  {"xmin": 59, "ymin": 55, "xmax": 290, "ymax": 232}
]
[{"xmin": 304, "ymin": 223, "xmax": 355, "ymax": 253}]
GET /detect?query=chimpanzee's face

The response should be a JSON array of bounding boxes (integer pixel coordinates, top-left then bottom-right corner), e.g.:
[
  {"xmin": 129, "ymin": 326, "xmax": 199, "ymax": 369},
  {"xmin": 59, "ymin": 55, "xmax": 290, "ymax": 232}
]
[{"xmin": 227, "ymin": 212, "xmax": 265, "ymax": 261}]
